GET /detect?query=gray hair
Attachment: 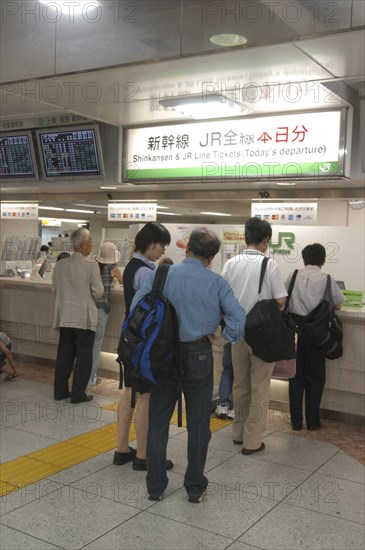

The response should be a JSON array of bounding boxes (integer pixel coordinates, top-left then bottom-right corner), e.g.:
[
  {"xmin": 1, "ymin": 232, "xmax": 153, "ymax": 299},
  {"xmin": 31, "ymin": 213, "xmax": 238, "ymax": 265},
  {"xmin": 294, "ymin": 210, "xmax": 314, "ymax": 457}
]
[
  {"xmin": 188, "ymin": 229, "xmax": 221, "ymax": 259},
  {"xmin": 70, "ymin": 228, "xmax": 90, "ymax": 251}
]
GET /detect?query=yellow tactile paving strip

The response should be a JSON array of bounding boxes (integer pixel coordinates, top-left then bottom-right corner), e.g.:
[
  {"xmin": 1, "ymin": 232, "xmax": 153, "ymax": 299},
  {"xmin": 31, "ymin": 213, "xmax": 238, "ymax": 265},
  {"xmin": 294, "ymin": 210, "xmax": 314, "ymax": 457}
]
[{"xmin": 0, "ymin": 402, "xmax": 230, "ymax": 498}]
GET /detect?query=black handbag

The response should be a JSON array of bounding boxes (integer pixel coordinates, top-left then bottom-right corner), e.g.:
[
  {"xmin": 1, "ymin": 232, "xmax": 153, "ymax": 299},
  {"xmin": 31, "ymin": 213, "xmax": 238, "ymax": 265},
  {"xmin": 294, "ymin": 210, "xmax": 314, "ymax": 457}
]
[
  {"xmin": 245, "ymin": 258, "xmax": 297, "ymax": 363},
  {"xmin": 302, "ymin": 275, "xmax": 343, "ymax": 360}
]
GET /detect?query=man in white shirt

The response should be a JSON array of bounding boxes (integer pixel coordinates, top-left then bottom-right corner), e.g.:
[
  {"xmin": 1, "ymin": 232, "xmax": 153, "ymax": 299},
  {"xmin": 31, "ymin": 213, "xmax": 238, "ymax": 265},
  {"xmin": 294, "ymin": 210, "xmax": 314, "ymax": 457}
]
[
  {"xmin": 222, "ymin": 218, "xmax": 287, "ymax": 454},
  {"xmin": 285, "ymin": 243, "xmax": 345, "ymax": 431}
]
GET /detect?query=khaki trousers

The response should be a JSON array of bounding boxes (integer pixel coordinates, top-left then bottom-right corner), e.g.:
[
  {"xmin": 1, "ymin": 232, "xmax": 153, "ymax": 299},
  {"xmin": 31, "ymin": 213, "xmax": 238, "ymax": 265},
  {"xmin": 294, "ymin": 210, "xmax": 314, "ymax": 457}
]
[{"xmin": 231, "ymin": 340, "xmax": 274, "ymax": 450}]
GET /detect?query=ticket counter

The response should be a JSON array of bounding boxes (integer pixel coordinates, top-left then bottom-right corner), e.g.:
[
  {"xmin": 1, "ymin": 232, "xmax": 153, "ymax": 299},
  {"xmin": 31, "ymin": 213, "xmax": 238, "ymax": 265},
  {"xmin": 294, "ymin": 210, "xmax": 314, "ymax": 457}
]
[{"xmin": 1, "ymin": 277, "xmax": 364, "ymax": 423}]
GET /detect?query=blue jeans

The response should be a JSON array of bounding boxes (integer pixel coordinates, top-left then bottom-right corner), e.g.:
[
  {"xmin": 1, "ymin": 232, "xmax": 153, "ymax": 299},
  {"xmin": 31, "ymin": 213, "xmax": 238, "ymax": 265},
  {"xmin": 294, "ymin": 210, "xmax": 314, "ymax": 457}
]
[
  {"xmin": 147, "ymin": 342, "xmax": 213, "ymax": 498},
  {"xmin": 218, "ymin": 343, "xmax": 233, "ymax": 407}
]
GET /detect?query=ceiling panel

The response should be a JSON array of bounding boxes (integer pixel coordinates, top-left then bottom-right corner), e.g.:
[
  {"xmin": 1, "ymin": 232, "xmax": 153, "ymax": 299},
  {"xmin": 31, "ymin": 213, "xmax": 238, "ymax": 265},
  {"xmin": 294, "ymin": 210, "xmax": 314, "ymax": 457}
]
[
  {"xmin": 0, "ymin": 0, "xmax": 56, "ymax": 82},
  {"xmin": 295, "ymin": 29, "xmax": 365, "ymax": 78},
  {"xmin": 1, "ymin": 40, "xmax": 337, "ymax": 125},
  {"xmin": 181, "ymin": 0, "xmax": 353, "ymax": 55},
  {"xmin": 56, "ymin": 0, "xmax": 181, "ymax": 73}
]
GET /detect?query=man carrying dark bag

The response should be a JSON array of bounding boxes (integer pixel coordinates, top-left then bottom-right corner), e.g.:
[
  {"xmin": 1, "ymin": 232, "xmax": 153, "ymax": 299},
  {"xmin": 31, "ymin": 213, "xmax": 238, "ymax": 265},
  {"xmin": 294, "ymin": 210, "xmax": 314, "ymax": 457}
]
[
  {"xmin": 285, "ymin": 243, "xmax": 345, "ymax": 432},
  {"xmin": 130, "ymin": 229, "xmax": 245, "ymax": 503},
  {"xmin": 222, "ymin": 218, "xmax": 287, "ymax": 455}
]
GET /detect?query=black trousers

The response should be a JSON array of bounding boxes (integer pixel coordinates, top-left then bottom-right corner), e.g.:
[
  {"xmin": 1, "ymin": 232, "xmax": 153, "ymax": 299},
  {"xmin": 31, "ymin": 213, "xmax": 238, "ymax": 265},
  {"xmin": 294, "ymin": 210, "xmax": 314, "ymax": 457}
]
[
  {"xmin": 54, "ymin": 327, "xmax": 95, "ymax": 399},
  {"xmin": 289, "ymin": 330, "xmax": 326, "ymax": 428}
]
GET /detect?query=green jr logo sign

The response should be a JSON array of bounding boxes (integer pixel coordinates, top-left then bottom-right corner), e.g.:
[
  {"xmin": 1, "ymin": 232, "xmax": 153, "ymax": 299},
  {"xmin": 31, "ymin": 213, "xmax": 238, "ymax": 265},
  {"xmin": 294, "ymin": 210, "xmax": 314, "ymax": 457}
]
[{"xmin": 270, "ymin": 232, "xmax": 295, "ymax": 255}]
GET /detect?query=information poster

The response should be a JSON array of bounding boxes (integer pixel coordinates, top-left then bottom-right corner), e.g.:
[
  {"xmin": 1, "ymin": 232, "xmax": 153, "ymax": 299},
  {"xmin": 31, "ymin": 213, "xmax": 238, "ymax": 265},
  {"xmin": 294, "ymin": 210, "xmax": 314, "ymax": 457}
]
[
  {"xmin": 124, "ymin": 111, "xmax": 342, "ymax": 181},
  {"xmin": 222, "ymin": 227, "xmax": 245, "ymax": 263},
  {"xmin": 252, "ymin": 202, "xmax": 318, "ymax": 225},
  {"xmin": 1, "ymin": 202, "xmax": 38, "ymax": 220},
  {"xmin": 108, "ymin": 202, "xmax": 157, "ymax": 222}
]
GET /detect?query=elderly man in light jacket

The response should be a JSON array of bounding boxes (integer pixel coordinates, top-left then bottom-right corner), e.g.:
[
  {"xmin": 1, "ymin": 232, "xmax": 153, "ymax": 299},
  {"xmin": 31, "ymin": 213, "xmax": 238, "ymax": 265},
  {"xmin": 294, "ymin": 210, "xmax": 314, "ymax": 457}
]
[{"xmin": 53, "ymin": 228, "xmax": 103, "ymax": 403}]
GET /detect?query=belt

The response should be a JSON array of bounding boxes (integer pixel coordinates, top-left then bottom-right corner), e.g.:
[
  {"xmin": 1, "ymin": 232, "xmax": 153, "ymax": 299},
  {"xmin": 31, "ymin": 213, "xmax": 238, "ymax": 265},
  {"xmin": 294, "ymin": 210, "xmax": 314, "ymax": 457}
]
[{"xmin": 181, "ymin": 335, "xmax": 210, "ymax": 345}]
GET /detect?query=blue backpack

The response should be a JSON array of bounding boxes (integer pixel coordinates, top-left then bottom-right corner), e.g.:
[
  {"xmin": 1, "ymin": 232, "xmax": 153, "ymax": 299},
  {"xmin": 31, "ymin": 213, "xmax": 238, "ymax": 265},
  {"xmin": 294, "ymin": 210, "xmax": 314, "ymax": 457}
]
[{"xmin": 117, "ymin": 264, "xmax": 179, "ymax": 386}]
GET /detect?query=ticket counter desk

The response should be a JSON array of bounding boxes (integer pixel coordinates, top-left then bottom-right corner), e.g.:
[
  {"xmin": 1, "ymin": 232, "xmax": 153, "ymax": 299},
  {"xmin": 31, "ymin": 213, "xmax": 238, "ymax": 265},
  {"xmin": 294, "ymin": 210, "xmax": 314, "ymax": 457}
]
[{"xmin": 1, "ymin": 277, "xmax": 364, "ymax": 425}]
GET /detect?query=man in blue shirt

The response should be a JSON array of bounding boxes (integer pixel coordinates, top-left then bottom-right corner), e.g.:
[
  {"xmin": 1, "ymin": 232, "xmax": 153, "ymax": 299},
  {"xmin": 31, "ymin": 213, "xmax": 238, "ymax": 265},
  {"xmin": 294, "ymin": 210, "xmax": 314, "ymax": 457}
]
[{"xmin": 131, "ymin": 229, "xmax": 245, "ymax": 503}]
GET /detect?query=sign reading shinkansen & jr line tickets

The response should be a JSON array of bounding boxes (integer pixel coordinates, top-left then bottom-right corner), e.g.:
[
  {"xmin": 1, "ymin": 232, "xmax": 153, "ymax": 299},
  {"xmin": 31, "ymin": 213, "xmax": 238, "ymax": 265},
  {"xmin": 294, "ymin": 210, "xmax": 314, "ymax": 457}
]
[{"xmin": 124, "ymin": 111, "xmax": 343, "ymax": 181}]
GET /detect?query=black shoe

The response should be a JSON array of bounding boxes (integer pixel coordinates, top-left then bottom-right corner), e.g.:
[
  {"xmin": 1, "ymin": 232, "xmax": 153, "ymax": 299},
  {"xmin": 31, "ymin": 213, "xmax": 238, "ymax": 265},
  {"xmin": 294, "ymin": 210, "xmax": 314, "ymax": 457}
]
[
  {"xmin": 292, "ymin": 423, "xmax": 302, "ymax": 431},
  {"xmin": 241, "ymin": 442, "xmax": 265, "ymax": 455},
  {"xmin": 54, "ymin": 393, "xmax": 70, "ymax": 401},
  {"xmin": 188, "ymin": 489, "xmax": 207, "ymax": 503},
  {"xmin": 307, "ymin": 423, "xmax": 321, "ymax": 431},
  {"xmin": 70, "ymin": 394, "xmax": 93, "ymax": 404},
  {"xmin": 133, "ymin": 458, "xmax": 174, "ymax": 471},
  {"xmin": 113, "ymin": 447, "xmax": 136, "ymax": 466},
  {"xmin": 233, "ymin": 440, "xmax": 243, "ymax": 445},
  {"xmin": 148, "ymin": 494, "xmax": 162, "ymax": 501}
]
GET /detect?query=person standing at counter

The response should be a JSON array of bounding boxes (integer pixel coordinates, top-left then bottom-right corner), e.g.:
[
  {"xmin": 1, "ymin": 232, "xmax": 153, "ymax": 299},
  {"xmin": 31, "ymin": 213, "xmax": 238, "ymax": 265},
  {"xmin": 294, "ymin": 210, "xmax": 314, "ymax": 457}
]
[
  {"xmin": 53, "ymin": 228, "xmax": 104, "ymax": 403},
  {"xmin": 285, "ymin": 243, "xmax": 345, "ymax": 431},
  {"xmin": 88, "ymin": 242, "xmax": 122, "ymax": 386},
  {"xmin": 113, "ymin": 222, "xmax": 172, "ymax": 471},
  {"xmin": 222, "ymin": 217, "xmax": 287, "ymax": 455},
  {"xmin": 130, "ymin": 229, "xmax": 245, "ymax": 502}
]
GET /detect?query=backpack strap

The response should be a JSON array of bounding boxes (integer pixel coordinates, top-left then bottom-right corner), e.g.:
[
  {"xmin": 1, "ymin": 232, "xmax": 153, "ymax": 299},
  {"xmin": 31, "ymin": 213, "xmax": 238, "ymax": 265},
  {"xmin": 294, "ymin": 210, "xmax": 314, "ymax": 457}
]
[
  {"xmin": 152, "ymin": 264, "xmax": 170, "ymax": 294},
  {"xmin": 258, "ymin": 257, "xmax": 269, "ymax": 295},
  {"xmin": 284, "ymin": 269, "xmax": 298, "ymax": 312},
  {"xmin": 131, "ymin": 386, "xmax": 136, "ymax": 409},
  {"xmin": 324, "ymin": 274, "xmax": 334, "ymax": 308},
  {"xmin": 154, "ymin": 264, "xmax": 183, "ymax": 427}
]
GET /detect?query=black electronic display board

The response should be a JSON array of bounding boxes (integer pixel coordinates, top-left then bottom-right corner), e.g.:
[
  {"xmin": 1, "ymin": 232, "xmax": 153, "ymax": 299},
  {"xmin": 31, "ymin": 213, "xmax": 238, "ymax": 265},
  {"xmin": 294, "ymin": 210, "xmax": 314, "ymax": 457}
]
[
  {"xmin": 36, "ymin": 126, "xmax": 104, "ymax": 179},
  {"xmin": 0, "ymin": 132, "xmax": 39, "ymax": 180}
]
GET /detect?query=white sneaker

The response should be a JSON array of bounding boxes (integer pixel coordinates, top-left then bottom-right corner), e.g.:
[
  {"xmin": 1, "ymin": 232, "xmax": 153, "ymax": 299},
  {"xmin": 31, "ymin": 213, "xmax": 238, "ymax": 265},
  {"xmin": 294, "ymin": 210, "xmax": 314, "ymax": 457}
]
[
  {"xmin": 215, "ymin": 403, "xmax": 229, "ymax": 419},
  {"xmin": 227, "ymin": 408, "xmax": 235, "ymax": 420}
]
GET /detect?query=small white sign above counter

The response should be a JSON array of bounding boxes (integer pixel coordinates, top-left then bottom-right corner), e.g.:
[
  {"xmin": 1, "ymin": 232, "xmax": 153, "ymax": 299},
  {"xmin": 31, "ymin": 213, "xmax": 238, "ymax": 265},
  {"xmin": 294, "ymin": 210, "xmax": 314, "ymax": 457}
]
[
  {"xmin": 108, "ymin": 202, "xmax": 157, "ymax": 222},
  {"xmin": 1, "ymin": 202, "xmax": 39, "ymax": 220},
  {"xmin": 252, "ymin": 202, "xmax": 318, "ymax": 225}
]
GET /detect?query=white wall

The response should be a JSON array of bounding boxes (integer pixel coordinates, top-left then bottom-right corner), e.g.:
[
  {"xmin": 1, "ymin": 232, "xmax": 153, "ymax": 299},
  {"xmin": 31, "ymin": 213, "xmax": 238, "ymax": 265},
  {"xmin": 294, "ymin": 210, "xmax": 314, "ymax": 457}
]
[
  {"xmin": 141, "ymin": 201, "xmax": 365, "ymax": 291},
  {"xmin": 272, "ymin": 226, "xmax": 364, "ymax": 291}
]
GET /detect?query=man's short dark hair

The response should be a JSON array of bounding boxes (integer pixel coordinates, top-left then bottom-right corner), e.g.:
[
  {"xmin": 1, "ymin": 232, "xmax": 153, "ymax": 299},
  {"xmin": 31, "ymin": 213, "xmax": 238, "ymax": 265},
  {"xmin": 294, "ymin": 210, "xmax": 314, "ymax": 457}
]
[
  {"xmin": 302, "ymin": 243, "xmax": 326, "ymax": 266},
  {"xmin": 56, "ymin": 252, "xmax": 71, "ymax": 262},
  {"xmin": 188, "ymin": 229, "xmax": 221, "ymax": 259},
  {"xmin": 134, "ymin": 222, "xmax": 171, "ymax": 253},
  {"xmin": 244, "ymin": 217, "xmax": 272, "ymax": 245}
]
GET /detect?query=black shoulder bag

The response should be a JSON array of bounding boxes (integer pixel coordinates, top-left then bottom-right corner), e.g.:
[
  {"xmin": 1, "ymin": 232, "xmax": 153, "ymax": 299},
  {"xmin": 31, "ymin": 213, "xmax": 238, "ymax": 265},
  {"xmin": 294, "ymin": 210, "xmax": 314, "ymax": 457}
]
[
  {"xmin": 302, "ymin": 275, "xmax": 343, "ymax": 360},
  {"xmin": 245, "ymin": 258, "xmax": 297, "ymax": 363}
]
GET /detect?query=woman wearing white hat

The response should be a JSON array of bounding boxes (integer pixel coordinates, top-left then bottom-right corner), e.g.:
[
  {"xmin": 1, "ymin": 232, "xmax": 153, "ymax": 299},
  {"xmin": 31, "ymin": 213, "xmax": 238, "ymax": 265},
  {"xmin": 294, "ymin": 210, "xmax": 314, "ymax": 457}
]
[{"xmin": 89, "ymin": 242, "xmax": 122, "ymax": 386}]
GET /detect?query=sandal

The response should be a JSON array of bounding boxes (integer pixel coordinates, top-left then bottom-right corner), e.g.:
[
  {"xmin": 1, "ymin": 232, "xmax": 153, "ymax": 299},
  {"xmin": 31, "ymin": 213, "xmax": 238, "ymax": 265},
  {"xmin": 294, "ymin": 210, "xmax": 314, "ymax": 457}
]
[{"xmin": 4, "ymin": 372, "xmax": 18, "ymax": 381}]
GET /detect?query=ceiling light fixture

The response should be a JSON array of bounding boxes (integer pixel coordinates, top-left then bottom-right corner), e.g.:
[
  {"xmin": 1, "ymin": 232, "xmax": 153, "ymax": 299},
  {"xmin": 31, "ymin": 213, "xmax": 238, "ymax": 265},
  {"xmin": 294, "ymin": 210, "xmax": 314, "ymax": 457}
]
[
  {"xmin": 100, "ymin": 186, "xmax": 117, "ymax": 190},
  {"xmin": 210, "ymin": 34, "xmax": 248, "ymax": 47},
  {"xmin": 65, "ymin": 209, "xmax": 95, "ymax": 214},
  {"xmin": 159, "ymin": 94, "xmax": 251, "ymax": 119},
  {"xmin": 200, "ymin": 211, "xmax": 233, "ymax": 217},
  {"xmin": 157, "ymin": 212, "xmax": 182, "ymax": 216},
  {"xmin": 39, "ymin": 1, "xmax": 100, "ymax": 14},
  {"xmin": 39, "ymin": 217, "xmax": 88, "ymax": 223},
  {"xmin": 38, "ymin": 206, "xmax": 65, "ymax": 211},
  {"xmin": 74, "ymin": 204, "xmax": 108, "ymax": 209},
  {"xmin": 275, "ymin": 182, "xmax": 297, "ymax": 186},
  {"xmin": 156, "ymin": 205, "xmax": 169, "ymax": 209}
]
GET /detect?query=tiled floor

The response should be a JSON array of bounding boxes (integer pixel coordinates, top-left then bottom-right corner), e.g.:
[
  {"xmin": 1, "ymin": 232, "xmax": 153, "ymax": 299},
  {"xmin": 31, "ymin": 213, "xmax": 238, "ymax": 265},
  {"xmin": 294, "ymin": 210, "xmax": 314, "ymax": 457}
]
[{"xmin": 0, "ymin": 366, "xmax": 364, "ymax": 550}]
